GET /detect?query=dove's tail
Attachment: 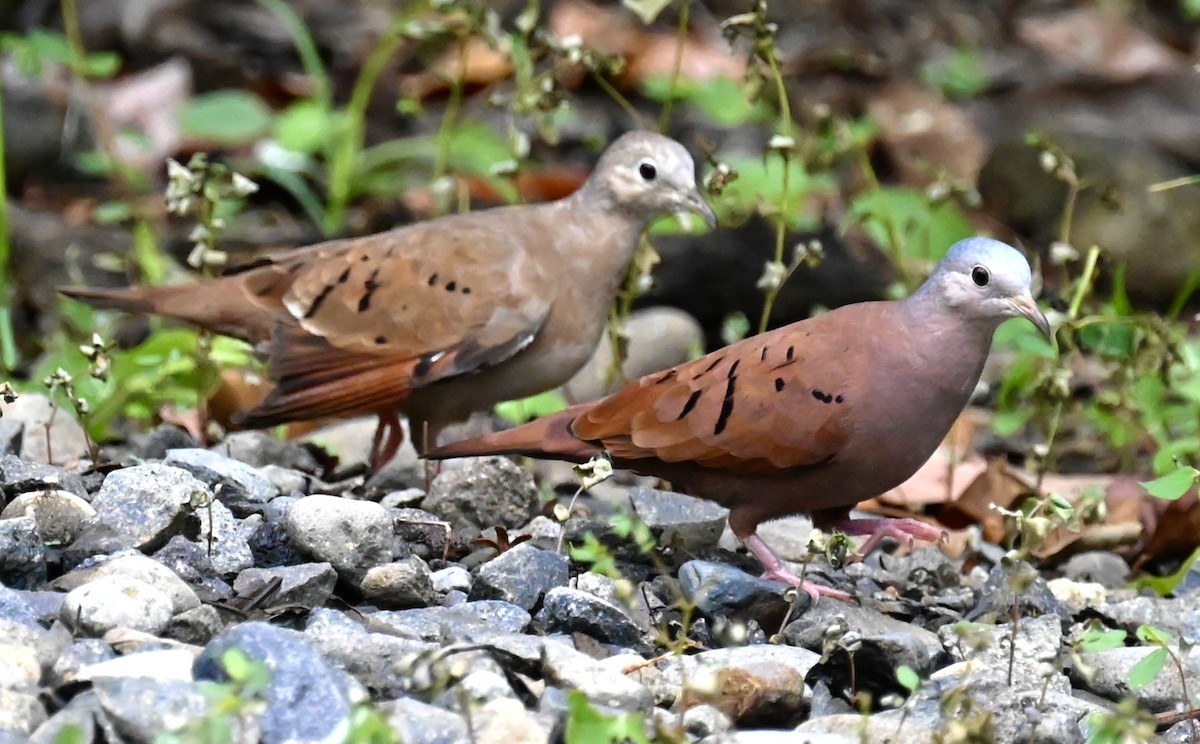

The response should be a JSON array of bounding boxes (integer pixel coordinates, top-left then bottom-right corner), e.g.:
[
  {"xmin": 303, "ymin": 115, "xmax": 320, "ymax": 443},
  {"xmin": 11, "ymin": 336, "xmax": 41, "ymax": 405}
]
[
  {"xmin": 59, "ymin": 285, "xmax": 159, "ymax": 313},
  {"xmin": 59, "ymin": 281, "xmax": 273, "ymax": 343},
  {"xmin": 425, "ymin": 405, "xmax": 601, "ymax": 462}
]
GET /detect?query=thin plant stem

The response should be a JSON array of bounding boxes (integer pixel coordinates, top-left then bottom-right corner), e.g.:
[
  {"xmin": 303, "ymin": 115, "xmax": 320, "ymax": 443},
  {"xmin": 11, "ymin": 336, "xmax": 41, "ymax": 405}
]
[
  {"xmin": 656, "ymin": 0, "xmax": 690, "ymax": 132},
  {"xmin": 0, "ymin": 78, "xmax": 13, "ymax": 372}
]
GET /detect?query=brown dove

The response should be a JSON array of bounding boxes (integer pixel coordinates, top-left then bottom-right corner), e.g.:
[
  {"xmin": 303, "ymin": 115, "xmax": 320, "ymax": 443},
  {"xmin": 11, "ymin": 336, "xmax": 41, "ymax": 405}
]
[
  {"xmin": 428, "ymin": 238, "xmax": 1051, "ymax": 599},
  {"xmin": 62, "ymin": 131, "xmax": 716, "ymax": 466}
]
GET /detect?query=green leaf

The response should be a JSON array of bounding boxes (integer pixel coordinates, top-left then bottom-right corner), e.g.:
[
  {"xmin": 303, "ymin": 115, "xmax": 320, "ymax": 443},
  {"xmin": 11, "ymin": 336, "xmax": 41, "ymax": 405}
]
[
  {"xmin": 844, "ymin": 186, "xmax": 973, "ymax": 260},
  {"xmin": 1127, "ymin": 646, "xmax": 1168, "ymax": 690},
  {"xmin": 495, "ymin": 390, "xmax": 569, "ymax": 425},
  {"xmin": 82, "ymin": 50, "xmax": 121, "ymax": 78},
  {"xmin": 275, "ymin": 100, "xmax": 336, "ymax": 155},
  {"xmin": 51, "ymin": 724, "xmax": 87, "ymax": 744},
  {"xmin": 640, "ymin": 76, "xmax": 771, "ymax": 127},
  {"xmin": 1140, "ymin": 467, "xmax": 1197, "ymax": 501},
  {"xmin": 919, "ymin": 46, "xmax": 988, "ymax": 101},
  {"xmin": 895, "ymin": 665, "xmax": 921, "ymax": 691},
  {"xmin": 1130, "ymin": 546, "xmax": 1200, "ymax": 596},
  {"xmin": 622, "ymin": 0, "xmax": 674, "ymax": 24},
  {"xmin": 181, "ymin": 90, "xmax": 273, "ymax": 145},
  {"xmin": 1077, "ymin": 628, "xmax": 1127, "ymax": 653},
  {"xmin": 564, "ymin": 690, "xmax": 652, "ymax": 744},
  {"xmin": 1135, "ymin": 624, "xmax": 1173, "ymax": 647}
]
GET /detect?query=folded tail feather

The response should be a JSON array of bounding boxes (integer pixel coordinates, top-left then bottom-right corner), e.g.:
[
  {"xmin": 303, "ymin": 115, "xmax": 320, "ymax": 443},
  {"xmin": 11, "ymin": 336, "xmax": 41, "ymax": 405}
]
[{"xmin": 425, "ymin": 405, "xmax": 601, "ymax": 462}]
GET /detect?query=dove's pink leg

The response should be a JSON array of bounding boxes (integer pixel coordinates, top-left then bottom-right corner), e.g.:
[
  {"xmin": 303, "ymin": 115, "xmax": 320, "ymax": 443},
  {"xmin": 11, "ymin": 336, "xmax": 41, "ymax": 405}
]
[
  {"xmin": 369, "ymin": 411, "xmax": 405, "ymax": 470},
  {"xmin": 838, "ymin": 517, "xmax": 944, "ymax": 557},
  {"xmin": 744, "ymin": 534, "xmax": 853, "ymax": 602}
]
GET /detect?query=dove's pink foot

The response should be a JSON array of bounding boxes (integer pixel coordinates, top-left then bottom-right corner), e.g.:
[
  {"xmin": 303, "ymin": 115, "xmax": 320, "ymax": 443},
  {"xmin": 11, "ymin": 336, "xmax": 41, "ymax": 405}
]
[
  {"xmin": 838, "ymin": 517, "xmax": 945, "ymax": 557},
  {"xmin": 369, "ymin": 411, "xmax": 405, "ymax": 470},
  {"xmin": 744, "ymin": 534, "xmax": 853, "ymax": 602}
]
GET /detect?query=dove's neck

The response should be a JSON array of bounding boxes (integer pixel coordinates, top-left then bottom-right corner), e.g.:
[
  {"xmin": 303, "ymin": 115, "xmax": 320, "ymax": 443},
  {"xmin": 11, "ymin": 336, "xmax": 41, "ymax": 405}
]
[{"xmin": 896, "ymin": 288, "xmax": 999, "ymax": 411}]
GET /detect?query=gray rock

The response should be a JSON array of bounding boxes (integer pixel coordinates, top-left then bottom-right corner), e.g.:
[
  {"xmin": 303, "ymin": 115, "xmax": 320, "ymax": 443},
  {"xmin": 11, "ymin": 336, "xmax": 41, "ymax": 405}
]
[
  {"xmin": 0, "ymin": 455, "xmax": 87, "ymax": 500},
  {"xmin": 630, "ymin": 486, "xmax": 728, "ymax": 553},
  {"xmin": 188, "ymin": 498, "xmax": 254, "ymax": 575},
  {"xmin": 8, "ymin": 591, "xmax": 62, "ymax": 625},
  {"xmin": 0, "ymin": 393, "xmax": 89, "ymax": 466},
  {"xmin": 0, "ymin": 587, "xmax": 39, "ymax": 628},
  {"xmin": 49, "ymin": 640, "xmax": 117, "ymax": 688},
  {"xmin": 392, "ymin": 506, "xmax": 453, "ymax": 561},
  {"xmin": 1060, "ymin": 551, "xmax": 1131, "ymax": 588},
  {"xmin": 0, "ymin": 687, "xmax": 45, "ymax": 739},
  {"xmin": 0, "ymin": 419, "xmax": 22, "ymax": 458},
  {"xmin": 472, "ymin": 543, "xmax": 568, "ymax": 610},
  {"xmin": 969, "ymin": 560, "xmax": 1070, "ymax": 624},
  {"xmin": 370, "ymin": 600, "xmax": 531, "ymax": 642},
  {"xmin": 0, "ymin": 517, "xmax": 45, "ymax": 589},
  {"xmin": 1095, "ymin": 593, "xmax": 1200, "ymax": 640},
  {"xmin": 573, "ymin": 572, "xmax": 653, "ymax": 630},
  {"xmin": 93, "ymin": 677, "xmax": 214, "ymax": 742},
  {"xmin": 303, "ymin": 608, "xmax": 436, "ymax": 696},
  {"xmin": 432, "ymin": 566, "xmax": 472, "ymax": 595},
  {"xmin": 151, "ymin": 536, "xmax": 235, "ymax": 602},
  {"xmin": 233, "ymin": 563, "xmax": 337, "ymax": 610},
  {"xmin": 783, "ymin": 599, "xmax": 944, "ymax": 673},
  {"xmin": 378, "ymin": 697, "xmax": 469, "ymax": 744},
  {"xmin": 1076, "ymin": 645, "xmax": 1200, "ymax": 713},
  {"xmin": 1, "ymin": 490, "xmax": 94, "ymax": 545},
  {"xmin": 75, "ymin": 647, "xmax": 196, "ymax": 683},
  {"xmin": 195, "ymin": 621, "xmax": 363, "ymax": 744},
  {"xmin": 164, "ymin": 448, "xmax": 278, "ymax": 515},
  {"xmin": 537, "ymin": 586, "xmax": 647, "ymax": 650},
  {"xmin": 52, "ymin": 552, "xmax": 201, "ymax": 615},
  {"xmin": 27, "ymin": 691, "xmax": 100, "ymax": 744},
  {"xmin": 379, "ymin": 488, "xmax": 425, "ymax": 509},
  {"xmin": 212, "ymin": 431, "xmax": 321, "ymax": 473},
  {"xmin": 360, "ymin": 556, "xmax": 437, "ymax": 609},
  {"xmin": 284, "ymin": 494, "xmax": 393, "ymax": 581},
  {"xmin": 257, "ymin": 465, "xmax": 310, "ymax": 496},
  {"xmin": 679, "ymin": 560, "xmax": 790, "ymax": 621},
  {"xmin": 659, "ymin": 645, "xmax": 820, "ymax": 725},
  {"xmin": 473, "ymin": 697, "xmax": 551, "ymax": 743},
  {"xmin": 938, "ymin": 614, "xmax": 1068, "ymax": 695},
  {"xmin": 60, "ymin": 574, "xmax": 173, "ymax": 636},
  {"xmin": 542, "ymin": 641, "xmax": 653, "ymax": 710},
  {"xmin": 433, "ymin": 668, "xmax": 516, "ymax": 710},
  {"xmin": 127, "ymin": 423, "xmax": 196, "ymax": 460},
  {"xmin": 680, "ymin": 704, "xmax": 733, "ymax": 740},
  {"xmin": 424, "ymin": 456, "xmax": 537, "ymax": 536},
  {"xmin": 84, "ymin": 464, "xmax": 207, "ymax": 552},
  {"xmin": 793, "ymin": 712, "xmax": 934, "ymax": 742},
  {"xmin": 163, "ymin": 604, "xmax": 225, "ymax": 645}
]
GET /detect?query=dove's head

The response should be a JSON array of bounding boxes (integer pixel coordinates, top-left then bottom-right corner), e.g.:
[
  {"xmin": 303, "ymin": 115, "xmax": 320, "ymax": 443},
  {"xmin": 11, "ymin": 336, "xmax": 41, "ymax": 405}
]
[
  {"xmin": 920, "ymin": 237, "xmax": 1051, "ymax": 336},
  {"xmin": 589, "ymin": 131, "xmax": 717, "ymax": 229}
]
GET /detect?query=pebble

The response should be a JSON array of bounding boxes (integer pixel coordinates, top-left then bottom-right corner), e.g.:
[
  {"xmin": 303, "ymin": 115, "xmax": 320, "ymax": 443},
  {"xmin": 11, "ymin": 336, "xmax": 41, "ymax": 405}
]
[
  {"xmin": 284, "ymin": 494, "xmax": 393, "ymax": 581},
  {"xmin": 472, "ymin": 543, "xmax": 569, "ymax": 610},
  {"xmin": 424, "ymin": 456, "xmax": 538, "ymax": 536}
]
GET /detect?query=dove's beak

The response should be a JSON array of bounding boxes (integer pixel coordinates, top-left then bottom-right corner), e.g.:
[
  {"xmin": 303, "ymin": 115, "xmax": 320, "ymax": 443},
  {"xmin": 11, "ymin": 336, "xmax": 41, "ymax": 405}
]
[
  {"xmin": 1010, "ymin": 293, "xmax": 1051, "ymax": 337},
  {"xmin": 681, "ymin": 192, "xmax": 718, "ymax": 229}
]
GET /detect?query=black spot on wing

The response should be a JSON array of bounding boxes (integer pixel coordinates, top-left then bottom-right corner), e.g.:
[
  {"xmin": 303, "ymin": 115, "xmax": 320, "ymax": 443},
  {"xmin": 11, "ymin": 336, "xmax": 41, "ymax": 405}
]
[
  {"xmin": 774, "ymin": 378, "xmax": 785, "ymax": 392},
  {"xmin": 714, "ymin": 373, "xmax": 737, "ymax": 435},
  {"xmin": 676, "ymin": 389, "xmax": 702, "ymax": 420},
  {"xmin": 810, "ymin": 389, "xmax": 837, "ymax": 404},
  {"xmin": 303, "ymin": 266, "xmax": 353, "ymax": 319},
  {"xmin": 654, "ymin": 369, "xmax": 677, "ymax": 384},
  {"xmin": 786, "ymin": 346, "xmax": 795, "ymax": 361},
  {"xmin": 358, "ymin": 267, "xmax": 382, "ymax": 312}
]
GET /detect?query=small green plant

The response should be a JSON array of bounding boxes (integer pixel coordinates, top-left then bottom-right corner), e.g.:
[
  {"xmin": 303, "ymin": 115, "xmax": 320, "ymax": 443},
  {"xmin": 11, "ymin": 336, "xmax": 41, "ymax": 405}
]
[
  {"xmin": 563, "ymin": 690, "xmax": 654, "ymax": 744},
  {"xmin": 155, "ymin": 648, "xmax": 270, "ymax": 744},
  {"xmin": 1084, "ymin": 697, "xmax": 1158, "ymax": 744},
  {"xmin": 919, "ymin": 46, "xmax": 988, "ymax": 101}
]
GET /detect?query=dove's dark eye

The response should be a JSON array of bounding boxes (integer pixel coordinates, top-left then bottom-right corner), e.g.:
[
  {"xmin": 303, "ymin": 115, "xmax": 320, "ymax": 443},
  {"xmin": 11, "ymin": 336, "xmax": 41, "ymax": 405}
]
[
  {"xmin": 638, "ymin": 160, "xmax": 657, "ymax": 181},
  {"xmin": 971, "ymin": 266, "xmax": 990, "ymax": 287}
]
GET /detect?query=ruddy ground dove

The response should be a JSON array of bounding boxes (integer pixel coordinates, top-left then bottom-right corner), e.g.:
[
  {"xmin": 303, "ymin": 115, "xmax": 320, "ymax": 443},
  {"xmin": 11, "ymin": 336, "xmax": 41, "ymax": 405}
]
[
  {"xmin": 62, "ymin": 131, "xmax": 715, "ymax": 466},
  {"xmin": 428, "ymin": 238, "xmax": 1051, "ymax": 599}
]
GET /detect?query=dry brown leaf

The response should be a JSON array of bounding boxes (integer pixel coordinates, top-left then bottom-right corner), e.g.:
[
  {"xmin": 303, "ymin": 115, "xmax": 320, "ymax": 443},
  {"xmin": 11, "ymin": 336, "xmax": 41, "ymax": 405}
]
[
  {"xmin": 399, "ymin": 35, "xmax": 514, "ymax": 100},
  {"xmin": 623, "ymin": 31, "xmax": 746, "ymax": 85},
  {"xmin": 1018, "ymin": 8, "xmax": 1184, "ymax": 82},
  {"xmin": 866, "ymin": 82, "xmax": 987, "ymax": 185}
]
